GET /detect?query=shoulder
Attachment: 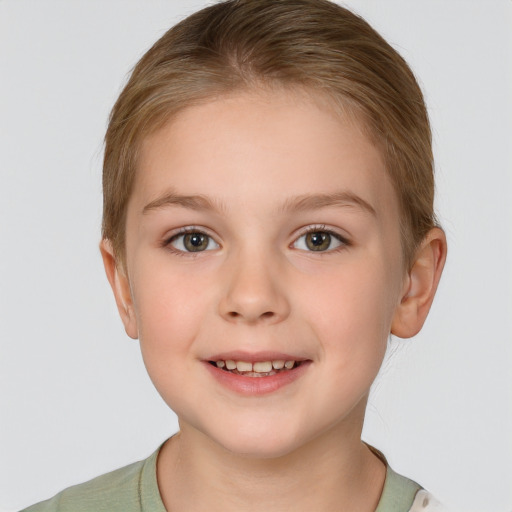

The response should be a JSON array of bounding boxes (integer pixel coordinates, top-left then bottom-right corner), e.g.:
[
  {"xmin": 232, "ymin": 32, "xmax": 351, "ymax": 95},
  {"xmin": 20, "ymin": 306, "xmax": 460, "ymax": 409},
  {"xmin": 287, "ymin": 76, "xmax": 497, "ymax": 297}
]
[
  {"xmin": 381, "ymin": 467, "xmax": 450, "ymax": 512},
  {"xmin": 20, "ymin": 448, "xmax": 165, "ymax": 512},
  {"xmin": 368, "ymin": 444, "xmax": 449, "ymax": 512},
  {"xmin": 409, "ymin": 489, "xmax": 451, "ymax": 512},
  {"xmin": 382, "ymin": 467, "xmax": 450, "ymax": 512},
  {"xmin": 20, "ymin": 459, "xmax": 146, "ymax": 512}
]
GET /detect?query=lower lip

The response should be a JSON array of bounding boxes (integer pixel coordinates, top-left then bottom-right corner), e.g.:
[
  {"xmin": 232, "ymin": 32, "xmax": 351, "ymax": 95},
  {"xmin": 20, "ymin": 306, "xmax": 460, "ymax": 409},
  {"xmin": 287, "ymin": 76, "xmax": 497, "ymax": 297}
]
[{"xmin": 204, "ymin": 361, "xmax": 311, "ymax": 395}]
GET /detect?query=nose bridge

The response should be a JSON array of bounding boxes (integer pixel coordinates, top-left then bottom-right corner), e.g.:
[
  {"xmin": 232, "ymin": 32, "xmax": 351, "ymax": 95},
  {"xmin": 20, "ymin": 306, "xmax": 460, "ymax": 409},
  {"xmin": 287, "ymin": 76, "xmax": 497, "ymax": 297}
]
[{"xmin": 219, "ymin": 244, "xmax": 290, "ymax": 324}]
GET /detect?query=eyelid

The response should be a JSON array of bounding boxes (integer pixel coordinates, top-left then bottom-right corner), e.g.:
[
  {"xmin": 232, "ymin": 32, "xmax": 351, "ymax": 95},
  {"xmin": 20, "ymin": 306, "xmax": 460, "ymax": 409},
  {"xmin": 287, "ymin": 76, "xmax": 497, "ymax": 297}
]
[
  {"xmin": 162, "ymin": 224, "xmax": 349, "ymax": 255},
  {"xmin": 164, "ymin": 226, "xmax": 220, "ymax": 254},
  {"xmin": 291, "ymin": 224, "xmax": 350, "ymax": 252}
]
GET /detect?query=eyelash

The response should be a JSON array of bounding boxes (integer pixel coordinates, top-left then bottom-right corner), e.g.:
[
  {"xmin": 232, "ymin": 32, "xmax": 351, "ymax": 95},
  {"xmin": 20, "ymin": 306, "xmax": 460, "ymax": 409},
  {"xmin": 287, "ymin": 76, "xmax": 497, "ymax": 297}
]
[
  {"xmin": 163, "ymin": 226, "xmax": 217, "ymax": 258},
  {"xmin": 294, "ymin": 224, "xmax": 351, "ymax": 253},
  {"xmin": 163, "ymin": 224, "xmax": 351, "ymax": 256}
]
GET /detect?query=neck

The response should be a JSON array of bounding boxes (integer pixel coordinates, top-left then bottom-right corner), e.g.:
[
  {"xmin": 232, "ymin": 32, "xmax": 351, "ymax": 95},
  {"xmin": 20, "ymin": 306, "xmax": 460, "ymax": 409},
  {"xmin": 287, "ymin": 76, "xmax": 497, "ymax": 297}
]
[{"xmin": 157, "ymin": 409, "xmax": 386, "ymax": 512}]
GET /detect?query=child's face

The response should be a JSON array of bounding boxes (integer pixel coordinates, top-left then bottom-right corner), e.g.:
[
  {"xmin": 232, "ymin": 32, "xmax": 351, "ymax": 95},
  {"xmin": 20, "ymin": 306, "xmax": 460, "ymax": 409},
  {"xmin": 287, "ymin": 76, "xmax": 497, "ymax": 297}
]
[{"xmin": 118, "ymin": 89, "xmax": 407, "ymax": 457}]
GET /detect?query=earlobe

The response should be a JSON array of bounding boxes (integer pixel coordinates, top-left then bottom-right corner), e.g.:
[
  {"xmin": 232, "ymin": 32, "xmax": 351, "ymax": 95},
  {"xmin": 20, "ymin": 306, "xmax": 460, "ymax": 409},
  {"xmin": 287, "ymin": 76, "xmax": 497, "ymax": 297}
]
[
  {"xmin": 391, "ymin": 227, "xmax": 447, "ymax": 339},
  {"xmin": 99, "ymin": 240, "xmax": 139, "ymax": 340}
]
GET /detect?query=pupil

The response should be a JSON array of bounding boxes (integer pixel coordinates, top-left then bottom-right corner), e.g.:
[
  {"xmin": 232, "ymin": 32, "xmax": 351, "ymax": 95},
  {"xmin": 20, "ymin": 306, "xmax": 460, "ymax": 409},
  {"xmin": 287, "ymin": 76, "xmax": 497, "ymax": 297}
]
[
  {"xmin": 190, "ymin": 234, "xmax": 203, "ymax": 246},
  {"xmin": 307, "ymin": 232, "xmax": 330, "ymax": 251},
  {"xmin": 185, "ymin": 233, "xmax": 207, "ymax": 251}
]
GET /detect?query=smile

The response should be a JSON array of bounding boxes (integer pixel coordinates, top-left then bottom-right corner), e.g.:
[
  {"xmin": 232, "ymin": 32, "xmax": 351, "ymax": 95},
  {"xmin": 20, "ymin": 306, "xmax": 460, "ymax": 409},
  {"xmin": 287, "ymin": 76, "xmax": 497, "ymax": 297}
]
[
  {"xmin": 209, "ymin": 359, "xmax": 301, "ymax": 377},
  {"xmin": 205, "ymin": 356, "xmax": 311, "ymax": 395}
]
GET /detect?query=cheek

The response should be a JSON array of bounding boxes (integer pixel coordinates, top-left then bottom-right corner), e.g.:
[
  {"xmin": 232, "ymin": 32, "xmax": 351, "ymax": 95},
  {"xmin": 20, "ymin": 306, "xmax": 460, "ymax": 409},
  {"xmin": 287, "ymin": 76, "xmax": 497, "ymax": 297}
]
[
  {"xmin": 298, "ymin": 257, "xmax": 397, "ymax": 366},
  {"xmin": 130, "ymin": 257, "xmax": 213, "ymax": 362},
  {"xmin": 128, "ymin": 258, "xmax": 216, "ymax": 411}
]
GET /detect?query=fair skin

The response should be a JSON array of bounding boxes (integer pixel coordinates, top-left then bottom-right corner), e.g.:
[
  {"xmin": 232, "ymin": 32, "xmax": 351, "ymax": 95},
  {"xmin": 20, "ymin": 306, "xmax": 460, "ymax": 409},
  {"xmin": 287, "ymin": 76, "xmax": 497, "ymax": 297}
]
[{"xmin": 101, "ymin": 89, "xmax": 446, "ymax": 512}]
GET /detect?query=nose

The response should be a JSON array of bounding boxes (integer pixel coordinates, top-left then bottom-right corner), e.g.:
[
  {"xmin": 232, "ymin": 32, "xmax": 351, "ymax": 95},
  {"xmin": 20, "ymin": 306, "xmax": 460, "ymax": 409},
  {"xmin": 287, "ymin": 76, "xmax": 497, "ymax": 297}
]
[{"xmin": 218, "ymin": 249, "xmax": 291, "ymax": 325}]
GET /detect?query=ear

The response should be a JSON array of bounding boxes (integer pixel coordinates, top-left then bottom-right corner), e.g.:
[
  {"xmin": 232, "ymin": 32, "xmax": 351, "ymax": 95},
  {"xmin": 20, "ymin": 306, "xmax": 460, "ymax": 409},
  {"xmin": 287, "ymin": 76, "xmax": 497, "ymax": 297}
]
[
  {"xmin": 99, "ymin": 239, "xmax": 138, "ymax": 339},
  {"xmin": 391, "ymin": 227, "xmax": 447, "ymax": 338}
]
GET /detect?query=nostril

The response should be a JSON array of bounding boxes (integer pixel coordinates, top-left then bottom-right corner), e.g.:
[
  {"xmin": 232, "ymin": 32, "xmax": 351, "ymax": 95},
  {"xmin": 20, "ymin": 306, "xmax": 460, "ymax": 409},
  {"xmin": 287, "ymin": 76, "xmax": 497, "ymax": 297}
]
[{"xmin": 226, "ymin": 310, "xmax": 274, "ymax": 321}]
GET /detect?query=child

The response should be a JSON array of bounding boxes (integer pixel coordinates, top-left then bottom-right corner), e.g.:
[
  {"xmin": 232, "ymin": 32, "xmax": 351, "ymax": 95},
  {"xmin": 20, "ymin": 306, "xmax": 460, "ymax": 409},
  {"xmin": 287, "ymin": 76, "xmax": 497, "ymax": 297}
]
[{"xmin": 23, "ymin": 0, "xmax": 447, "ymax": 510}]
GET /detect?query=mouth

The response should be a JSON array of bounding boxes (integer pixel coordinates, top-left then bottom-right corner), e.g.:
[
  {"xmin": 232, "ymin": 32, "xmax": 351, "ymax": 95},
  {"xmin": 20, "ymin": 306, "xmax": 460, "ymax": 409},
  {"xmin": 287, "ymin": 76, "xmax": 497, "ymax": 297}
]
[
  {"xmin": 205, "ymin": 351, "xmax": 311, "ymax": 394},
  {"xmin": 208, "ymin": 359, "xmax": 304, "ymax": 378}
]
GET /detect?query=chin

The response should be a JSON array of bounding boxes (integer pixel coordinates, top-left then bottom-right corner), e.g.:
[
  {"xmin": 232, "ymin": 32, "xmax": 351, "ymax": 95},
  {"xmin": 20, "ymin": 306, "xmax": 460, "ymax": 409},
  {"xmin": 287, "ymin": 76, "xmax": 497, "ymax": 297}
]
[
  {"xmin": 177, "ymin": 401, "xmax": 319, "ymax": 460},
  {"xmin": 206, "ymin": 420, "xmax": 309, "ymax": 460}
]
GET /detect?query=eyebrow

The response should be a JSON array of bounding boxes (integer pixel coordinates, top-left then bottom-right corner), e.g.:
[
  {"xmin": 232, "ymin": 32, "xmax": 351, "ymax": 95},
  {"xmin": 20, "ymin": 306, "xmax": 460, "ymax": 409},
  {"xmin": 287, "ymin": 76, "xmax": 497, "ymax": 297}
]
[
  {"xmin": 142, "ymin": 190, "xmax": 227, "ymax": 215},
  {"xmin": 278, "ymin": 191, "xmax": 376, "ymax": 216},
  {"xmin": 142, "ymin": 189, "xmax": 376, "ymax": 217}
]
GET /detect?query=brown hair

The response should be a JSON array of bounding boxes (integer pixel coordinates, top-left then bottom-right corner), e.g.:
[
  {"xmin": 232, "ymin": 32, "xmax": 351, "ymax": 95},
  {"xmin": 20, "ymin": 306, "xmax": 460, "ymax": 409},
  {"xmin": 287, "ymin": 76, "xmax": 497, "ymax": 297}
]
[{"xmin": 102, "ymin": 0, "xmax": 437, "ymax": 268}]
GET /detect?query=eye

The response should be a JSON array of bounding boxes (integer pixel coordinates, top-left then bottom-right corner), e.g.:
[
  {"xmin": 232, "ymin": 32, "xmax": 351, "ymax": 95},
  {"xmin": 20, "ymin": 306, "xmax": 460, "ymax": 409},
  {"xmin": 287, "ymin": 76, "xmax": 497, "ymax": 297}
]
[
  {"xmin": 293, "ymin": 227, "xmax": 347, "ymax": 252},
  {"xmin": 168, "ymin": 230, "xmax": 220, "ymax": 253}
]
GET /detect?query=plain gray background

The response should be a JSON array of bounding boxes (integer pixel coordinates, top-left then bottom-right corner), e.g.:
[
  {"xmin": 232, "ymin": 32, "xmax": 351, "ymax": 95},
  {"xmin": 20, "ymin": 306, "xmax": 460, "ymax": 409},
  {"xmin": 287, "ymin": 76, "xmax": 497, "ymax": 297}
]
[{"xmin": 1, "ymin": 1, "xmax": 511, "ymax": 511}]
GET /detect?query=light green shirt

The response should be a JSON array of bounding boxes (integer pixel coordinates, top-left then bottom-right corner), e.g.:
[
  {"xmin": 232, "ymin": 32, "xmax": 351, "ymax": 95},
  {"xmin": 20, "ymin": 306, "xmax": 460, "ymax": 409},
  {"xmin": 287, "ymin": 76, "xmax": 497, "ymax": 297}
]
[{"xmin": 22, "ymin": 445, "xmax": 422, "ymax": 512}]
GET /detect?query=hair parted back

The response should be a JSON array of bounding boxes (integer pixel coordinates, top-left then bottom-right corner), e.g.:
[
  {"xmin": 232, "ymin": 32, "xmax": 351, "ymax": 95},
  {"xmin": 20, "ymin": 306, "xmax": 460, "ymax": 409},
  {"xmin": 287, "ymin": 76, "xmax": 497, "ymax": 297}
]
[{"xmin": 103, "ymin": 0, "xmax": 437, "ymax": 269}]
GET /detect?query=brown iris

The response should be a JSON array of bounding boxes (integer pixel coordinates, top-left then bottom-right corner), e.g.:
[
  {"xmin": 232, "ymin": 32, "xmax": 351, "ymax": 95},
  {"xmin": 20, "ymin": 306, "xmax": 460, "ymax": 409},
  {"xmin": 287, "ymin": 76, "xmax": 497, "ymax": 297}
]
[
  {"xmin": 305, "ymin": 231, "xmax": 331, "ymax": 251},
  {"xmin": 183, "ymin": 233, "xmax": 209, "ymax": 252}
]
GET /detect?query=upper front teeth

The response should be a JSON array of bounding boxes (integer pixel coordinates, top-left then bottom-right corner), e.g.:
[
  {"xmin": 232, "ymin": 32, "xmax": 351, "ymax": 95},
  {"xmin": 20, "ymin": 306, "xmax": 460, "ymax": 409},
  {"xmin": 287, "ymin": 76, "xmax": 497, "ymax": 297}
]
[
  {"xmin": 253, "ymin": 361, "xmax": 272, "ymax": 372},
  {"xmin": 237, "ymin": 361, "xmax": 252, "ymax": 372},
  {"xmin": 216, "ymin": 360, "xmax": 295, "ymax": 372}
]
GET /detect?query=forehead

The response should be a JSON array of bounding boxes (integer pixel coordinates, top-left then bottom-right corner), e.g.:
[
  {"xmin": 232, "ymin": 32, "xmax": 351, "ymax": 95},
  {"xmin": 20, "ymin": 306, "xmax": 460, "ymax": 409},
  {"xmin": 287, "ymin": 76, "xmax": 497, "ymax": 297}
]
[{"xmin": 131, "ymin": 89, "xmax": 397, "ymax": 223}]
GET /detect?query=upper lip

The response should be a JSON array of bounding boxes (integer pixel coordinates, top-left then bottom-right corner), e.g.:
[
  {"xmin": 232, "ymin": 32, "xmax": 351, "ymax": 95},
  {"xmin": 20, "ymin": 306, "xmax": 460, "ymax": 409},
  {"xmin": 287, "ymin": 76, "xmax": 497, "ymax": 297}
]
[{"xmin": 205, "ymin": 351, "xmax": 309, "ymax": 363}]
